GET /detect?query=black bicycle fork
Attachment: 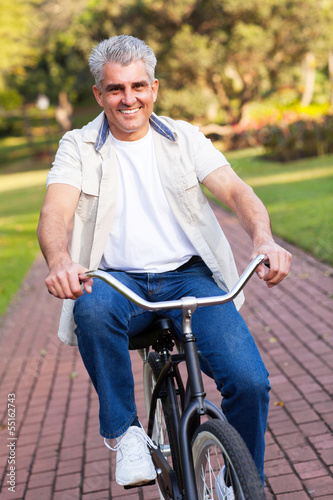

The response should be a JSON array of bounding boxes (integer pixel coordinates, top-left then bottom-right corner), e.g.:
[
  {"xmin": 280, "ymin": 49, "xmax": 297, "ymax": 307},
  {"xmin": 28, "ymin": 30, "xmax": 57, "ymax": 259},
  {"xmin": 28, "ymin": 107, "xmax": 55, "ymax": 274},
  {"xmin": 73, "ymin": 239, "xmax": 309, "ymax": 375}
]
[{"xmin": 148, "ymin": 302, "xmax": 226, "ymax": 500}]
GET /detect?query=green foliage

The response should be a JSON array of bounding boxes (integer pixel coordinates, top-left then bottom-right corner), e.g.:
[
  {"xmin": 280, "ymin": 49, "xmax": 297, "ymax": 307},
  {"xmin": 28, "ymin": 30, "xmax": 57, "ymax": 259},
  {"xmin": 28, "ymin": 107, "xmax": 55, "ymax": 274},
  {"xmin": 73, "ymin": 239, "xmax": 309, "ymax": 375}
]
[
  {"xmin": 205, "ymin": 97, "xmax": 333, "ymax": 156},
  {"xmin": 2, "ymin": 0, "xmax": 333, "ymax": 123},
  {"xmin": 3, "ymin": 0, "xmax": 91, "ymax": 103},
  {"xmin": 0, "ymin": 90, "xmax": 23, "ymax": 111},
  {"xmin": 0, "ymin": 0, "xmax": 37, "ymax": 89},
  {"xmin": 260, "ymin": 115, "xmax": 333, "ymax": 161},
  {"xmin": 243, "ymin": 95, "xmax": 331, "ymax": 125},
  {"xmin": 0, "ymin": 90, "xmax": 24, "ymax": 135},
  {"xmin": 157, "ymin": 87, "xmax": 217, "ymax": 121}
]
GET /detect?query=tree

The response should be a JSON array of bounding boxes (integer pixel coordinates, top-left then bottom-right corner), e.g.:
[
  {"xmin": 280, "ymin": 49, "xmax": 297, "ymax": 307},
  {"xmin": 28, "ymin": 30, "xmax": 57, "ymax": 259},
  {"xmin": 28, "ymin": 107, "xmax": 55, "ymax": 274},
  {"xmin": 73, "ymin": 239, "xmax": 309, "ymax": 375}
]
[
  {"xmin": 6, "ymin": 0, "xmax": 89, "ymax": 104},
  {"xmin": 69, "ymin": 0, "xmax": 333, "ymax": 122},
  {"xmin": 2, "ymin": 0, "xmax": 333, "ymax": 123},
  {"xmin": 0, "ymin": 0, "xmax": 37, "ymax": 91}
]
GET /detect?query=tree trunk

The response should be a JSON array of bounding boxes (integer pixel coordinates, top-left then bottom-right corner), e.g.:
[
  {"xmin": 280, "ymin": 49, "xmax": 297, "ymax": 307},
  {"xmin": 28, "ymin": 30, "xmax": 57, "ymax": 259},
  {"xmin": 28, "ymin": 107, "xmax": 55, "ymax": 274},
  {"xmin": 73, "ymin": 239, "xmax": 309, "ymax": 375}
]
[
  {"xmin": 55, "ymin": 91, "xmax": 73, "ymax": 132},
  {"xmin": 329, "ymin": 49, "xmax": 333, "ymax": 109},
  {"xmin": 301, "ymin": 52, "xmax": 316, "ymax": 107}
]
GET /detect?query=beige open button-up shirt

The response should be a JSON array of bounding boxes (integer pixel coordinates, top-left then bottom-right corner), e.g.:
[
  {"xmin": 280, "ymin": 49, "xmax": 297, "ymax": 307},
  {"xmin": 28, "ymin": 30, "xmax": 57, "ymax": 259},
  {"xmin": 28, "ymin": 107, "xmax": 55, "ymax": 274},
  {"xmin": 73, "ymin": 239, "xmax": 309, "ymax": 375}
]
[{"xmin": 47, "ymin": 112, "xmax": 244, "ymax": 346}]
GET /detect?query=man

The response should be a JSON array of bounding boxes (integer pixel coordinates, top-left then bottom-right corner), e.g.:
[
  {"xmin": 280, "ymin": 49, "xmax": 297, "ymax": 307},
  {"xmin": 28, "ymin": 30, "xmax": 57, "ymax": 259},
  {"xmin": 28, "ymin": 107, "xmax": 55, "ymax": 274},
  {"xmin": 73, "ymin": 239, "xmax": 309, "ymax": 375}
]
[{"xmin": 37, "ymin": 35, "xmax": 291, "ymax": 491}]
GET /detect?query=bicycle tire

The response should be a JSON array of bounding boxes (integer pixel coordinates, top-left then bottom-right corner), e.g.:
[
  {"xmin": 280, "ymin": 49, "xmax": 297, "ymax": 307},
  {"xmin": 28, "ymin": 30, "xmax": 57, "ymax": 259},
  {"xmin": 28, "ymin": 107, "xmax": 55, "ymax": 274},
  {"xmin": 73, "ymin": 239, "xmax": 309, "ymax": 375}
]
[
  {"xmin": 143, "ymin": 352, "xmax": 182, "ymax": 492},
  {"xmin": 192, "ymin": 419, "xmax": 266, "ymax": 500}
]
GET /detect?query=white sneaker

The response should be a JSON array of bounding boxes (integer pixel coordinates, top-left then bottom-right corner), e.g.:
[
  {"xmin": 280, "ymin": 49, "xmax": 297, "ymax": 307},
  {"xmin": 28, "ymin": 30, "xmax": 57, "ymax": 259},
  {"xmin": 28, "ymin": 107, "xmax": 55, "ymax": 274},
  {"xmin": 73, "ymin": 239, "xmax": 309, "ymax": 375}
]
[
  {"xmin": 215, "ymin": 466, "xmax": 235, "ymax": 500},
  {"xmin": 105, "ymin": 425, "xmax": 157, "ymax": 487}
]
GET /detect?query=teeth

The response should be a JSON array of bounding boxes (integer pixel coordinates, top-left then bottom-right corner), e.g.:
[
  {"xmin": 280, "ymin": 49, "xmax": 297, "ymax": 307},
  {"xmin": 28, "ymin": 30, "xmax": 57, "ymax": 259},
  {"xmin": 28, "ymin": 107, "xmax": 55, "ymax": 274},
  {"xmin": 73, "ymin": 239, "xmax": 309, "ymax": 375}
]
[{"xmin": 120, "ymin": 108, "xmax": 140, "ymax": 114}]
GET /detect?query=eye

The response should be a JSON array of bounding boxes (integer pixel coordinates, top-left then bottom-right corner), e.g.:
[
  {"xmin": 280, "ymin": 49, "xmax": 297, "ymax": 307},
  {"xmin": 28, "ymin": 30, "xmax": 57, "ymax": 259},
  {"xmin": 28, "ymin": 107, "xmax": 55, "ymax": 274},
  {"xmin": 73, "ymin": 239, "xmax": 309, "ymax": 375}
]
[{"xmin": 134, "ymin": 82, "xmax": 147, "ymax": 90}]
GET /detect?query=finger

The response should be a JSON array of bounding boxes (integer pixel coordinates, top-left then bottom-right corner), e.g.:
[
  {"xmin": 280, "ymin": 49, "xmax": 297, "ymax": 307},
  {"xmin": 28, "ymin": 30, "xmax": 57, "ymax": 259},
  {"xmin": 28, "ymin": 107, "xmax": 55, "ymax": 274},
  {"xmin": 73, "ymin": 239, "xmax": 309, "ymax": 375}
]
[
  {"xmin": 256, "ymin": 263, "xmax": 265, "ymax": 279},
  {"xmin": 78, "ymin": 272, "xmax": 91, "ymax": 283},
  {"xmin": 282, "ymin": 250, "xmax": 292, "ymax": 275},
  {"xmin": 264, "ymin": 251, "xmax": 291, "ymax": 287},
  {"xmin": 46, "ymin": 272, "xmax": 82, "ymax": 300},
  {"xmin": 78, "ymin": 273, "xmax": 93, "ymax": 294},
  {"xmin": 45, "ymin": 278, "xmax": 68, "ymax": 299},
  {"xmin": 83, "ymin": 280, "xmax": 93, "ymax": 294},
  {"xmin": 46, "ymin": 282, "xmax": 61, "ymax": 298},
  {"xmin": 262, "ymin": 253, "xmax": 280, "ymax": 285},
  {"xmin": 45, "ymin": 272, "xmax": 65, "ymax": 298},
  {"xmin": 67, "ymin": 272, "xmax": 85, "ymax": 299}
]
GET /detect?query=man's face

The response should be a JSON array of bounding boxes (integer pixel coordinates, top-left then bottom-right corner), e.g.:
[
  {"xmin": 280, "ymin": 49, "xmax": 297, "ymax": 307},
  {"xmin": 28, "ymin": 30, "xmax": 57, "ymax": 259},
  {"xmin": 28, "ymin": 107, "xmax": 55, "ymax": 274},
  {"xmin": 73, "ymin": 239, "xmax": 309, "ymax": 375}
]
[{"xmin": 93, "ymin": 60, "xmax": 158, "ymax": 141}]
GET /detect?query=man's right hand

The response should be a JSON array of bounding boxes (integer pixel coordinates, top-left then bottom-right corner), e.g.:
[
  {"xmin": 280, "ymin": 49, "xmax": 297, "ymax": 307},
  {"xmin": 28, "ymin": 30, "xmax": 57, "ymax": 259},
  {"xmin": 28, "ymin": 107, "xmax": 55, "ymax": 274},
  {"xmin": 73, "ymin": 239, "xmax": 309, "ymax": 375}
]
[{"xmin": 45, "ymin": 259, "xmax": 93, "ymax": 300}]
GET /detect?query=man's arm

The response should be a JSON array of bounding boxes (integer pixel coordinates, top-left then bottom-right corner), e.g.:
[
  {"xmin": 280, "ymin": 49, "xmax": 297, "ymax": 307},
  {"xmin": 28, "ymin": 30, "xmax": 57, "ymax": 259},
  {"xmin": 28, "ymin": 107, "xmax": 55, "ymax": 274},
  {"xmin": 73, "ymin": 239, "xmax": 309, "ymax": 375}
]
[
  {"xmin": 37, "ymin": 184, "xmax": 93, "ymax": 299},
  {"xmin": 202, "ymin": 165, "xmax": 291, "ymax": 287}
]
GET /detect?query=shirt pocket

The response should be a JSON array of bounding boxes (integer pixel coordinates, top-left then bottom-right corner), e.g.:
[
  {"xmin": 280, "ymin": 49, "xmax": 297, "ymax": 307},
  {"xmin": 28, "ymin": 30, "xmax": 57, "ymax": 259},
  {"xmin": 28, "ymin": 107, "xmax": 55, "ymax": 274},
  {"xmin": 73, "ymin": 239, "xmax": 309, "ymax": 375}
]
[
  {"xmin": 183, "ymin": 171, "xmax": 198, "ymax": 191},
  {"xmin": 182, "ymin": 170, "xmax": 209, "ymax": 224},
  {"xmin": 76, "ymin": 178, "xmax": 100, "ymax": 222}
]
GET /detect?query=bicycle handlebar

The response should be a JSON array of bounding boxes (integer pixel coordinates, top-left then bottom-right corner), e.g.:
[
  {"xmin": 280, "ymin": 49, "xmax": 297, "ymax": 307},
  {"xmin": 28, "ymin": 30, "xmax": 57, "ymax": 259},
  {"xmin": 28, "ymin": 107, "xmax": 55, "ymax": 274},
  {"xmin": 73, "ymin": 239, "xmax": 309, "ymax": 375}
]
[{"xmin": 85, "ymin": 254, "xmax": 267, "ymax": 312}]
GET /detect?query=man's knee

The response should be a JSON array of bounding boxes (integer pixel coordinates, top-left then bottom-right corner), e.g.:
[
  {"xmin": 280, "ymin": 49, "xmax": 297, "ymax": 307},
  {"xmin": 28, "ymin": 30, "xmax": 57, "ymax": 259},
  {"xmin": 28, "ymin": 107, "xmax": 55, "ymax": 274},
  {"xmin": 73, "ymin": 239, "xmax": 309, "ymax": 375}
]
[{"xmin": 235, "ymin": 368, "xmax": 270, "ymax": 406}]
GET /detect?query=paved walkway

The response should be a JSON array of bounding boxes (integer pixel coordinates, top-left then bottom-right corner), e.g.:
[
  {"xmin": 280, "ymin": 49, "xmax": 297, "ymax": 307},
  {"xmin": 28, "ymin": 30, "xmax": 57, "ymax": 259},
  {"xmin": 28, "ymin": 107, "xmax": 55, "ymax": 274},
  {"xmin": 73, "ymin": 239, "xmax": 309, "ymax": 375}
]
[{"xmin": 0, "ymin": 202, "xmax": 332, "ymax": 500}]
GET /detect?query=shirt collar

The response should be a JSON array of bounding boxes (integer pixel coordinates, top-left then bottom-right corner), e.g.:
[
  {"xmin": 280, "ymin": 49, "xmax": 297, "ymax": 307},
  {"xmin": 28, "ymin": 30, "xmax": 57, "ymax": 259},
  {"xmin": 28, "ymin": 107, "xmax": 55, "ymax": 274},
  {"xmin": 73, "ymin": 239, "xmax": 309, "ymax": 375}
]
[{"xmin": 95, "ymin": 112, "xmax": 176, "ymax": 151}]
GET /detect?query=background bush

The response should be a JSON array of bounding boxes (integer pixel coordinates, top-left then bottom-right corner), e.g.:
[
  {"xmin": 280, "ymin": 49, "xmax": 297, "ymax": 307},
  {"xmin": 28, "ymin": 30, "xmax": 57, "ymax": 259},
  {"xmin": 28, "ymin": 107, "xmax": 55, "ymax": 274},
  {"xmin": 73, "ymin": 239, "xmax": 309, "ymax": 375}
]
[
  {"xmin": 208, "ymin": 113, "xmax": 333, "ymax": 161},
  {"xmin": 259, "ymin": 115, "xmax": 333, "ymax": 161}
]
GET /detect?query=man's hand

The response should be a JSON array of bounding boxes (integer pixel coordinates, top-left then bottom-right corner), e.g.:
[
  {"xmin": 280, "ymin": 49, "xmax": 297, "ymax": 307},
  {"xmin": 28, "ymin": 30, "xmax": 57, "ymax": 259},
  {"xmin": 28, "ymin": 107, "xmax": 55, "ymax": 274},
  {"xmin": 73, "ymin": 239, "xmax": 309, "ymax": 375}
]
[
  {"xmin": 45, "ymin": 258, "xmax": 93, "ymax": 300},
  {"xmin": 252, "ymin": 242, "xmax": 292, "ymax": 288}
]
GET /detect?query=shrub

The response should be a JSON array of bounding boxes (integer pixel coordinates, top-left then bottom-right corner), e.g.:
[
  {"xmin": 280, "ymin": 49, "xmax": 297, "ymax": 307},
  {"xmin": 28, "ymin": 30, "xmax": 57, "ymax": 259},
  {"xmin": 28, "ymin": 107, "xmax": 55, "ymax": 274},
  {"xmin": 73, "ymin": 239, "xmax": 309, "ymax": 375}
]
[
  {"xmin": 0, "ymin": 90, "xmax": 24, "ymax": 136},
  {"xmin": 259, "ymin": 115, "xmax": 333, "ymax": 161}
]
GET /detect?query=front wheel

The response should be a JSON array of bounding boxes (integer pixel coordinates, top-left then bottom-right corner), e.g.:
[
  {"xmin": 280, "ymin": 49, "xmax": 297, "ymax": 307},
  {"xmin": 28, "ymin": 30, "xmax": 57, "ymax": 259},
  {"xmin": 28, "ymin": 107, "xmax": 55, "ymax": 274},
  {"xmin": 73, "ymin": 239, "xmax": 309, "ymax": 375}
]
[{"xmin": 192, "ymin": 420, "xmax": 266, "ymax": 500}]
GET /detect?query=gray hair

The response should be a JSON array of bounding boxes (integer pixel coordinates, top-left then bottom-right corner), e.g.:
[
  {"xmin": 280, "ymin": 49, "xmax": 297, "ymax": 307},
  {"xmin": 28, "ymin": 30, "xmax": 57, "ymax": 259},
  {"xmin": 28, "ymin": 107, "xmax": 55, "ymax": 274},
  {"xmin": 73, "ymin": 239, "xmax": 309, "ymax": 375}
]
[{"xmin": 89, "ymin": 35, "xmax": 157, "ymax": 89}]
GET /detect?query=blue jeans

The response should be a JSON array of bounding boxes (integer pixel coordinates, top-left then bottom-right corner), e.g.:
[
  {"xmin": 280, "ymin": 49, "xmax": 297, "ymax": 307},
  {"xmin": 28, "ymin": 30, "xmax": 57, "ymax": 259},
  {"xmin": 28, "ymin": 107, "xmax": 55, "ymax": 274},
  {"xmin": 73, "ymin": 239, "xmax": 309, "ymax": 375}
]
[{"xmin": 74, "ymin": 262, "xmax": 270, "ymax": 483}]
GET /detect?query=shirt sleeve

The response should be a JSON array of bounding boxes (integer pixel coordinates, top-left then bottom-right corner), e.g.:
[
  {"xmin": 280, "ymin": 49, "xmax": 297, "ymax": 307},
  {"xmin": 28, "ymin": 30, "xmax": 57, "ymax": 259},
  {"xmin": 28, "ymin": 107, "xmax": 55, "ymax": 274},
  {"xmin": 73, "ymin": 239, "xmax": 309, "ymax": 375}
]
[
  {"xmin": 46, "ymin": 132, "xmax": 82, "ymax": 190},
  {"xmin": 192, "ymin": 128, "xmax": 230, "ymax": 183}
]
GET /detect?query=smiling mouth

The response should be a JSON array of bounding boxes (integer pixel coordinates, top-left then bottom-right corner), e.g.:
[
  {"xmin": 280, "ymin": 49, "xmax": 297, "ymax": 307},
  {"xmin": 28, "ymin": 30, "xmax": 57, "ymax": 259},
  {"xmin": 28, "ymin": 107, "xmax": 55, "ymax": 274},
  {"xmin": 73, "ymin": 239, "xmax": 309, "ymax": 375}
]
[{"xmin": 119, "ymin": 108, "xmax": 141, "ymax": 115}]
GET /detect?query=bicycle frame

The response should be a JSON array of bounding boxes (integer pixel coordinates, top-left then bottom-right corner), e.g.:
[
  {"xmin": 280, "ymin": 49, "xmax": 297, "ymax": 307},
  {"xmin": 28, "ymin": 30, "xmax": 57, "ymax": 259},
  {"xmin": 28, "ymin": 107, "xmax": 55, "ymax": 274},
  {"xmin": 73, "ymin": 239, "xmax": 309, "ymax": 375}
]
[
  {"xmin": 180, "ymin": 309, "xmax": 227, "ymax": 500},
  {"xmin": 146, "ymin": 315, "xmax": 227, "ymax": 499}
]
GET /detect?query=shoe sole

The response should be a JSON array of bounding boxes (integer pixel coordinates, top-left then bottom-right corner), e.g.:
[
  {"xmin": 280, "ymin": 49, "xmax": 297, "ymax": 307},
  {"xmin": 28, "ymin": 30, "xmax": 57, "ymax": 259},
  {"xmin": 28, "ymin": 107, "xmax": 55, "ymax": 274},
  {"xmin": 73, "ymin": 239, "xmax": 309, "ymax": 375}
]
[{"xmin": 123, "ymin": 479, "xmax": 156, "ymax": 489}]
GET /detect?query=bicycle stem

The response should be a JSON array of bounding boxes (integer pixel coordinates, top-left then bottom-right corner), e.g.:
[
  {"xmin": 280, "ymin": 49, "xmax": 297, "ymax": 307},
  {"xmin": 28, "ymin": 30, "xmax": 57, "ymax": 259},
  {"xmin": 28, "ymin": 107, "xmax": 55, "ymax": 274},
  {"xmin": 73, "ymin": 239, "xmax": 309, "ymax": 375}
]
[{"xmin": 181, "ymin": 297, "xmax": 197, "ymax": 336}]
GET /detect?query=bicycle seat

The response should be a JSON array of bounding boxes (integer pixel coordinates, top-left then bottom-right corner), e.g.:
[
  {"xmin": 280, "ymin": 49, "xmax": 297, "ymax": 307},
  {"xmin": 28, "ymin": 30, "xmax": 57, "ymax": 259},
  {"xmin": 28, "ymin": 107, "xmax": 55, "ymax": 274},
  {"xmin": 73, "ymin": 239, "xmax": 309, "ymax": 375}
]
[{"xmin": 128, "ymin": 318, "xmax": 175, "ymax": 350}]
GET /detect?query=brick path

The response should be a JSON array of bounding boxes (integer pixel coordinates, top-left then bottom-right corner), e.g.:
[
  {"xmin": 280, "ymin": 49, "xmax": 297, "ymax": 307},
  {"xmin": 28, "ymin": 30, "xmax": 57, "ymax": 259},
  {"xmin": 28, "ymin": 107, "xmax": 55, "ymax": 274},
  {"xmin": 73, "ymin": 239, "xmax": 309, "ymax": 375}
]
[{"xmin": 0, "ymin": 202, "xmax": 332, "ymax": 500}]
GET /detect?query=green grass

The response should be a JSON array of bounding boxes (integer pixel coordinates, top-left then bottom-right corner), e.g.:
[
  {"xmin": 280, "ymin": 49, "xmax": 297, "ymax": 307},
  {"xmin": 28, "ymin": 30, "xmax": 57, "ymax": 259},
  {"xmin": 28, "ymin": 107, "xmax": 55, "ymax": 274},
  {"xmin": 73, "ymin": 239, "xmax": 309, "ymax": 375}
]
[
  {"xmin": 0, "ymin": 182, "xmax": 47, "ymax": 317},
  {"xmin": 207, "ymin": 147, "xmax": 333, "ymax": 265}
]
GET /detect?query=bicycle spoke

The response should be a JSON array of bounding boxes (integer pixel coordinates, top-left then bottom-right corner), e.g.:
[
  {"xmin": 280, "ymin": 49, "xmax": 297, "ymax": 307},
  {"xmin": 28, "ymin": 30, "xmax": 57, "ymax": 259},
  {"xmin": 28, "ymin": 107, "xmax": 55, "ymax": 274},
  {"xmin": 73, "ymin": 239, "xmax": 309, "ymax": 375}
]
[{"xmin": 192, "ymin": 420, "xmax": 266, "ymax": 500}]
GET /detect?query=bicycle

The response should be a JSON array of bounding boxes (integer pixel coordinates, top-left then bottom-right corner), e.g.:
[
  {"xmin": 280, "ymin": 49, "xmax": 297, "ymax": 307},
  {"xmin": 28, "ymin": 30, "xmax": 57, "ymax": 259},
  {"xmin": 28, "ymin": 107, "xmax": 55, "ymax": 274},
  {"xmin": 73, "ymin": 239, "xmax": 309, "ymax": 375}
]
[{"xmin": 86, "ymin": 254, "xmax": 268, "ymax": 500}]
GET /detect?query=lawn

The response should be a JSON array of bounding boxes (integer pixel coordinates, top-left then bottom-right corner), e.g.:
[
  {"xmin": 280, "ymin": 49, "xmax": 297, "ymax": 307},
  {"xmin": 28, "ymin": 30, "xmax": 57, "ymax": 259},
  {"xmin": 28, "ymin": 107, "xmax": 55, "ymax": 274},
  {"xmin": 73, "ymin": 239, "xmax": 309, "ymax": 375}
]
[
  {"xmin": 0, "ymin": 173, "xmax": 48, "ymax": 317},
  {"xmin": 0, "ymin": 139, "xmax": 332, "ymax": 318},
  {"xmin": 207, "ymin": 147, "xmax": 333, "ymax": 265}
]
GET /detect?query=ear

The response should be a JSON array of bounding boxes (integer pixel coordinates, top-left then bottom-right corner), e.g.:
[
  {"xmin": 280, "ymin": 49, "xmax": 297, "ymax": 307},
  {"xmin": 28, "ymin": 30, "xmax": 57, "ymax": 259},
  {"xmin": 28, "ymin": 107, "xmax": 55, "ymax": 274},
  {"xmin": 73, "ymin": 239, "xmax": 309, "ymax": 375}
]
[
  {"xmin": 151, "ymin": 79, "xmax": 159, "ymax": 103},
  {"xmin": 92, "ymin": 85, "xmax": 103, "ymax": 108}
]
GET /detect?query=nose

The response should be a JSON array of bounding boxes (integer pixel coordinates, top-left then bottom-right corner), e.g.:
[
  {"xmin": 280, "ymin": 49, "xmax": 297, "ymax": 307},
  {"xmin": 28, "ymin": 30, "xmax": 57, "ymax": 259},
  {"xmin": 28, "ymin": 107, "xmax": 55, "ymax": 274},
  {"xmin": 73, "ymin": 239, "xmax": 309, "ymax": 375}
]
[{"xmin": 122, "ymin": 88, "xmax": 136, "ymax": 107}]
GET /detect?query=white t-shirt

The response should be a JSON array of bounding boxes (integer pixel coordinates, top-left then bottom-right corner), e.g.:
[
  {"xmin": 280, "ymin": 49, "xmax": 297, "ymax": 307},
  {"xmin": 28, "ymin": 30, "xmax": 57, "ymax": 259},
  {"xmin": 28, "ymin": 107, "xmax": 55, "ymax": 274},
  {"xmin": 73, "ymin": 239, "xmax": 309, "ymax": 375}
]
[{"xmin": 99, "ymin": 127, "xmax": 198, "ymax": 272}]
